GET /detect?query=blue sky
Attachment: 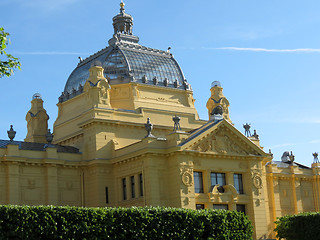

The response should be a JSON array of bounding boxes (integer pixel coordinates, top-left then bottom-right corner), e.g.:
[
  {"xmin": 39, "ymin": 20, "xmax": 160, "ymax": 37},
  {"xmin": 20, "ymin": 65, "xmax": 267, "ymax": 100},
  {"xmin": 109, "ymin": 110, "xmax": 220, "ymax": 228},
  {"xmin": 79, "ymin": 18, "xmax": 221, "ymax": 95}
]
[{"xmin": 1, "ymin": 0, "xmax": 320, "ymax": 166}]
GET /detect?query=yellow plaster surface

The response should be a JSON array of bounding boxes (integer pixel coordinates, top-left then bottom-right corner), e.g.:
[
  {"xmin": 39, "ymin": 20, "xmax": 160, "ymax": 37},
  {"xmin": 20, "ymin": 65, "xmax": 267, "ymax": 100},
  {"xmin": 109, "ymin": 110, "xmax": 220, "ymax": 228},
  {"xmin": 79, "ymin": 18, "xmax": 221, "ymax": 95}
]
[{"xmin": 1, "ymin": 65, "xmax": 319, "ymax": 240}]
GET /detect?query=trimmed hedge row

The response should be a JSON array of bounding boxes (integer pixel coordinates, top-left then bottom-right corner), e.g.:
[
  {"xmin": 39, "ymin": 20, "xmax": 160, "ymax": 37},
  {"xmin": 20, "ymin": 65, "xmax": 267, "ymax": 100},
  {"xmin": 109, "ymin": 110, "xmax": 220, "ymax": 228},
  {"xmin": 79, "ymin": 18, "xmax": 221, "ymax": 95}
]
[
  {"xmin": 0, "ymin": 205, "xmax": 253, "ymax": 240},
  {"xmin": 275, "ymin": 212, "xmax": 320, "ymax": 240}
]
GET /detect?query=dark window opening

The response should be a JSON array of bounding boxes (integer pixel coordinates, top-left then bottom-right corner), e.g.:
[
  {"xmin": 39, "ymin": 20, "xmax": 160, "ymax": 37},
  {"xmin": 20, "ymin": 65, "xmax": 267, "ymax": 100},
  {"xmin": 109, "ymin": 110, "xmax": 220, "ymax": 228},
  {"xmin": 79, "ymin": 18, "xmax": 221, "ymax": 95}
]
[
  {"xmin": 105, "ymin": 187, "xmax": 109, "ymax": 204},
  {"xmin": 139, "ymin": 173, "xmax": 143, "ymax": 196},
  {"xmin": 196, "ymin": 204, "xmax": 205, "ymax": 210},
  {"xmin": 131, "ymin": 176, "xmax": 135, "ymax": 198},
  {"xmin": 236, "ymin": 204, "xmax": 246, "ymax": 214},
  {"xmin": 194, "ymin": 171, "xmax": 204, "ymax": 193},
  {"xmin": 234, "ymin": 174, "xmax": 244, "ymax": 194},
  {"xmin": 213, "ymin": 204, "xmax": 228, "ymax": 210},
  {"xmin": 122, "ymin": 178, "xmax": 127, "ymax": 200}
]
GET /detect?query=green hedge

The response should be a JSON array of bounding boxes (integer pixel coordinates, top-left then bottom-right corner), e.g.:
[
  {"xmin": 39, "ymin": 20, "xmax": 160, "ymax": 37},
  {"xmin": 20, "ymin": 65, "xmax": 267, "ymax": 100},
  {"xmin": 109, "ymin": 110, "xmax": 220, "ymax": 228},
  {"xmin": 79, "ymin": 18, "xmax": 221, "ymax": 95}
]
[
  {"xmin": 0, "ymin": 205, "xmax": 253, "ymax": 240},
  {"xmin": 275, "ymin": 212, "xmax": 320, "ymax": 240}
]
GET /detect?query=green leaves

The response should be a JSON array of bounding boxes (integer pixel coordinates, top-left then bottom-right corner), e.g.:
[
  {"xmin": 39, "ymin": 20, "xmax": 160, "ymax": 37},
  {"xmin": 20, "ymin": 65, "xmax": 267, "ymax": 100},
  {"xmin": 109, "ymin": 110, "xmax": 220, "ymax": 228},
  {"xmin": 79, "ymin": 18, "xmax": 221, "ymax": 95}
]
[
  {"xmin": 0, "ymin": 27, "xmax": 21, "ymax": 78},
  {"xmin": 0, "ymin": 205, "xmax": 253, "ymax": 240},
  {"xmin": 275, "ymin": 212, "xmax": 320, "ymax": 240}
]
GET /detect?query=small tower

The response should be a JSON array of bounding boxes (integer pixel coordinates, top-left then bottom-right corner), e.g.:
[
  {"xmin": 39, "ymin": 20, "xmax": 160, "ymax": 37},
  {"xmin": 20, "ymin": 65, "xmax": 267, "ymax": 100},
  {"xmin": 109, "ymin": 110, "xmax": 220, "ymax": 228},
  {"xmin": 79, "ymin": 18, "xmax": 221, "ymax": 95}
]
[
  {"xmin": 206, "ymin": 81, "xmax": 231, "ymax": 122},
  {"xmin": 25, "ymin": 93, "xmax": 49, "ymax": 143},
  {"xmin": 114, "ymin": 1, "xmax": 133, "ymax": 35},
  {"xmin": 108, "ymin": 1, "xmax": 139, "ymax": 45}
]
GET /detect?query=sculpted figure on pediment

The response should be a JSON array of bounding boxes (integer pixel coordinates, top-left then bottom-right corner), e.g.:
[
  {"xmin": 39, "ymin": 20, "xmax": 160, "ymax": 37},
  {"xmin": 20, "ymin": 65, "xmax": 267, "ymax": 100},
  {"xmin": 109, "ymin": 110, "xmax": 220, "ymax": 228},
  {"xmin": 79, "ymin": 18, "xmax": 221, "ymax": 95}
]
[
  {"xmin": 211, "ymin": 135, "xmax": 227, "ymax": 154},
  {"xmin": 224, "ymin": 136, "xmax": 248, "ymax": 155},
  {"xmin": 192, "ymin": 138, "xmax": 212, "ymax": 152}
]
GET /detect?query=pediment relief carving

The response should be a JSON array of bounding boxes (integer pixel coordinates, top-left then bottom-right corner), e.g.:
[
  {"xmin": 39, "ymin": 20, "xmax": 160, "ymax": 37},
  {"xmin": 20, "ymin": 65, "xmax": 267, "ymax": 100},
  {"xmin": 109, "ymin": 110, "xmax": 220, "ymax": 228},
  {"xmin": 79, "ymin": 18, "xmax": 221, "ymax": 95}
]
[{"xmin": 188, "ymin": 127, "xmax": 260, "ymax": 156}]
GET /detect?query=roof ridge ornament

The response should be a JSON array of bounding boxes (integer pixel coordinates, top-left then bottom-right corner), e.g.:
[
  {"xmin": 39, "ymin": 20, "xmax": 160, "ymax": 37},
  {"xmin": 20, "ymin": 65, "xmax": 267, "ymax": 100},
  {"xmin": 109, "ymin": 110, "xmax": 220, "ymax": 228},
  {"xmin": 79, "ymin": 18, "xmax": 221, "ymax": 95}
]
[
  {"xmin": 173, "ymin": 115, "xmax": 181, "ymax": 131},
  {"xmin": 109, "ymin": 2, "xmax": 140, "ymax": 46},
  {"xmin": 7, "ymin": 125, "xmax": 16, "ymax": 141},
  {"xmin": 313, "ymin": 152, "xmax": 319, "ymax": 163},
  {"xmin": 289, "ymin": 151, "xmax": 295, "ymax": 164},
  {"xmin": 120, "ymin": 0, "xmax": 125, "ymax": 13},
  {"xmin": 243, "ymin": 123, "xmax": 251, "ymax": 137},
  {"xmin": 144, "ymin": 118, "xmax": 156, "ymax": 138}
]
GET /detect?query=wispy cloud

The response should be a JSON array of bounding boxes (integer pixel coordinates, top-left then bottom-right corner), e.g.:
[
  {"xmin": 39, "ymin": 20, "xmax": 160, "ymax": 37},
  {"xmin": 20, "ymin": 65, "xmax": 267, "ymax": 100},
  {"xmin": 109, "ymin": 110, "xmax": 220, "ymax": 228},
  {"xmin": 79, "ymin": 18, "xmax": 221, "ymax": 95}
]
[
  {"xmin": 24, "ymin": 0, "xmax": 79, "ymax": 11},
  {"xmin": 309, "ymin": 139, "xmax": 320, "ymax": 144},
  {"xmin": 1, "ymin": 0, "xmax": 80, "ymax": 11},
  {"xmin": 275, "ymin": 118, "xmax": 320, "ymax": 124},
  {"xmin": 209, "ymin": 47, "xmax": 320, "ymax": 53},
  {"xmin": 269, "ymin": 143, "xmax": 295, "ymax": 149},
  {"xmin": 13, "ymin": 51, "xmax": 89, "ymax": 55}
]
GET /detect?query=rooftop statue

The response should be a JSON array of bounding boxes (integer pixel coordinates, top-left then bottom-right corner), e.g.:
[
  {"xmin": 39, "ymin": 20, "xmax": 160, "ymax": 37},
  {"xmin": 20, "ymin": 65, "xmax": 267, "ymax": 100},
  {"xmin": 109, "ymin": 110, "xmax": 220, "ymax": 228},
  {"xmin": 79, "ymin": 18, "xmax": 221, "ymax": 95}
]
[{"xmin": 206, "ymin": 81, "xmax": 231, "ymax": 122}]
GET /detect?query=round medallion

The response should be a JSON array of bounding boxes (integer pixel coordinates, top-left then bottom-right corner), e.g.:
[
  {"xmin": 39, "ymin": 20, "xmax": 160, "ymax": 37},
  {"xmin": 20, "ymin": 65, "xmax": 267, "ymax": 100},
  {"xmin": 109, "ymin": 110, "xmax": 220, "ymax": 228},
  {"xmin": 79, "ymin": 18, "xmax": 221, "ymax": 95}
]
[
  {"xmin": 253, "ymin": 175, "xmax": 263, "ymax": 189},
  {"xmin": 182, "ymin": 171, "xmax": 193, "ymax": 187}
]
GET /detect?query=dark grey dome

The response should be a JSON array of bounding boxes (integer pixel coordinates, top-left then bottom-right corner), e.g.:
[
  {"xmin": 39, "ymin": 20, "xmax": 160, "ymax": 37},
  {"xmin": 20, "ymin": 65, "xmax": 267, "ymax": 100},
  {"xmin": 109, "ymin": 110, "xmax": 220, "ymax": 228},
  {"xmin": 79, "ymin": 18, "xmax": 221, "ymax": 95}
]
[{"xmin": 59, "ymin": 3, "xmax": 190, "ymax": 103}]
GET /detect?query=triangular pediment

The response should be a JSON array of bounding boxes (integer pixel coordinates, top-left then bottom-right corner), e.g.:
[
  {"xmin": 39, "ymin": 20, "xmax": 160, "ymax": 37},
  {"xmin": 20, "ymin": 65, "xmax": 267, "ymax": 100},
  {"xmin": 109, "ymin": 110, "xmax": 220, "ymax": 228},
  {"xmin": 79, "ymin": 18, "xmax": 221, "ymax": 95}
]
[{"xmin": 180, "ymin": 120, "xmax": 266, "ymax": 156}]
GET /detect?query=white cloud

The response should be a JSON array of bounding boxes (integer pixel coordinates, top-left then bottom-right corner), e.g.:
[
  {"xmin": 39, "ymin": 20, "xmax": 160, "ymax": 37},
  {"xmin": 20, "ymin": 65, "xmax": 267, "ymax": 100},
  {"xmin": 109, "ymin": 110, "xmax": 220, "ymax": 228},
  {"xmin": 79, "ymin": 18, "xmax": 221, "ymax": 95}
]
[
  {"xmin": 208, "ymin": 47, "xmax": 320, "ymax": 53},
  {"xmin": 13, "ymin": 51, "xmax": 89, "ymax": 55},
  {"xmin": 269, "ymin": 143, "xmax": 295, "ymax": 149},
  {"xmin": 274, "ymin": 118, "xmax": 320, "ymax": 124},
  {"xmin": 1, "ymin": 0, "xmax": 80, "ymax": 11},
  {"xmin": 24, "ymin": 0, "xmax": 79, "ymax": 11}
]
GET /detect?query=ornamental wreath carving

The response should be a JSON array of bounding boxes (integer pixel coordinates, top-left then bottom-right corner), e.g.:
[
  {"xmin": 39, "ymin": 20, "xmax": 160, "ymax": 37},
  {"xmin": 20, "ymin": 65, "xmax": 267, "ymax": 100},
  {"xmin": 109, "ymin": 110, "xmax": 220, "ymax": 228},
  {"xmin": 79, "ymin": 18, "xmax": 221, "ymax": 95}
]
[
  {"xmin": 252, "ymin": 174, "xmax": 263, "ymax": 189},
  {"xmin": 180, "ymin": 168, "xmax": 193, "ymax": 187}
]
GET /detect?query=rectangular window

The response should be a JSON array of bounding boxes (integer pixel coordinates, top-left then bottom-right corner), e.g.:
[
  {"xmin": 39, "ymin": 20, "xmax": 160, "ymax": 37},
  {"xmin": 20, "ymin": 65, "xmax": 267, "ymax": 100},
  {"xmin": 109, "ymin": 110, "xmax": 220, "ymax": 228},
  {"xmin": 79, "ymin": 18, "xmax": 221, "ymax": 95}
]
[
  {"xmin": 234, "ymin": 174, "xmax": 244, "ymax": 194},
  {"xmin": 210, "ymin": 172, "xmax": 226, "ymax": 186},
  {"xmin": 210, "ymin": 172, "xmax": 226, "ymax": 192},
  {"xmin": 213, "ymin": 204, "xmax": 228, "ymax": 210},
  {"xmin": 131, "ymin": 176, "xmax": 135, "ymax": 198},
  {"xmin": 139, "ymin": 173, "xmax": 143, "ymax": 196},
  {"xmin": 196, "ymin": 204, "xmax": 205, "ymax": 210},
  {"xmin": 105, "ymin": 187, "xmax": 109, "ymax": 204},
  {"xmin": 194, "ymin": 171, "xmax": 204, "ymax": 193},
  {"xmin": 122, "ymin": 178, "xmax": 127, "ymax": 200},
  {"xmin": 236, "ymin": 204, "xmax": 246, "ymax": 214}
]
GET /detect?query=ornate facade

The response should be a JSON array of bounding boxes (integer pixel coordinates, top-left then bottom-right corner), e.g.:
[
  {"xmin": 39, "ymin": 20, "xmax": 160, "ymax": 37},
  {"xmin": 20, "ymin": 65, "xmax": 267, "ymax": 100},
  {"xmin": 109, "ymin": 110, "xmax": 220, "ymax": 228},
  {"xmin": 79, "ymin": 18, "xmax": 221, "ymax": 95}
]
[{"xmin": 0, "ymin": 3, "xmax": 319, "ymax": 240}]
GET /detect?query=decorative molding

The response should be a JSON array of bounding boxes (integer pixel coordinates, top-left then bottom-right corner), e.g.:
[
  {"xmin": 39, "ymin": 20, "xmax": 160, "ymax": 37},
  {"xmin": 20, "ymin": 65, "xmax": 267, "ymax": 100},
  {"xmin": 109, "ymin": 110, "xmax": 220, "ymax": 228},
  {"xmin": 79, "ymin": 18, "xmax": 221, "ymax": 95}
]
[
  {"xmin": 180, "ymin": 168, "xmax": 193, "ymax": 187},
  {"xmin": 252, "ymin": 174, "xmax": 263, "ymax": 189},
  {"xmin": 27, "ymin": 179, "xmax": 36, "ymax": 189},
  {"xmin": 66, "ymin": 181, "xmax": 73, "ymax": 190},
  {"xmin": 189, "ymin": 127, "xmax": 258, "ymax": 156},
  {"xmin": 141, "ymin": 96, "xmax": 181, "ymax": 104}
]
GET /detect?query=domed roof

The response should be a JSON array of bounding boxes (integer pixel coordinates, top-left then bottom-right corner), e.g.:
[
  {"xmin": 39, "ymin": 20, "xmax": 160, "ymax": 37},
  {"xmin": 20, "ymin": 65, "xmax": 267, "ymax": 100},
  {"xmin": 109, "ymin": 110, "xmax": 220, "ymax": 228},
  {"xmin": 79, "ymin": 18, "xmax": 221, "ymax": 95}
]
[{"xmin": 59, "ymin": 3, "xmax": 190, "ymax": 103}]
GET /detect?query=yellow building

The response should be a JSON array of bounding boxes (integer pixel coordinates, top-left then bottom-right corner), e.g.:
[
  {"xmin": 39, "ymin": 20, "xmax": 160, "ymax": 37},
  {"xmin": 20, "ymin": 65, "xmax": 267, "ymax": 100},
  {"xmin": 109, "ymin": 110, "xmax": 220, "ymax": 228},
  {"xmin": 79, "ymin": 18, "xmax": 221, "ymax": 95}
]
[{"xmin": 1, "ymin": 3, "xmax": 320, "ymax": 240}]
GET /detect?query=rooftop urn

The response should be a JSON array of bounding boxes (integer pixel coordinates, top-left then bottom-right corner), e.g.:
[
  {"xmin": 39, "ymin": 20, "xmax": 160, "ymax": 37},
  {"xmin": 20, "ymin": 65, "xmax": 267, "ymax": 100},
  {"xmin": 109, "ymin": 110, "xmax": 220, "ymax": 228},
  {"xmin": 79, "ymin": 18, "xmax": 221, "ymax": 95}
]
[{"xmin": 7, "ymin": 125, "xmax": 16, "ymax": 141}]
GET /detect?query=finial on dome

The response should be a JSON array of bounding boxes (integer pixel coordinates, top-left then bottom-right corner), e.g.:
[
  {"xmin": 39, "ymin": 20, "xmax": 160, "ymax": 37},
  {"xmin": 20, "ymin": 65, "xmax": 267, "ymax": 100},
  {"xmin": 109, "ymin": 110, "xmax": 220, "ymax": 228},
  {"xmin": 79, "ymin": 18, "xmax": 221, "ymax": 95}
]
[
  {"xmin": 120, "ymin": 0, "xmax": 125, "ymax": 12},
  {"xmin": 7, "ymin": 125, "xmax": 16, "ymax": 141},
  {"xmin": 211, "ymin": 81, "xmax": 221, "ymax": 88},
  {"xmin": 32, "ymin": 93, "xmax": 42, "ymax": 100}
]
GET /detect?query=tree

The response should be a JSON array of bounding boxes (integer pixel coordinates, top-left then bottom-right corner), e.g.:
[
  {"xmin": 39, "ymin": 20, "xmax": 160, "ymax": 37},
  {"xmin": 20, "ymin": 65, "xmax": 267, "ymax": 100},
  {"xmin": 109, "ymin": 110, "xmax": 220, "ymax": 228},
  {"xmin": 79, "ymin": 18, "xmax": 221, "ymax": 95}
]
[{"xmin": 0, "ymin": 27, "xmax": 21, "ymax": 78}]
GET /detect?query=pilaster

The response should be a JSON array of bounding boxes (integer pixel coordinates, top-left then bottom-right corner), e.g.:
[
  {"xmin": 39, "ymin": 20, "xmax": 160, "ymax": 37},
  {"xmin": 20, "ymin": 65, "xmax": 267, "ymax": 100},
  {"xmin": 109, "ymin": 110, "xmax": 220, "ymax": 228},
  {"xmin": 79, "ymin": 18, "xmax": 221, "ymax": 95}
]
[
  {"xmin": 6, "ymin": 163, "xmax": 20, "ymax": 205},
  {"xmin": 290, "ymin": 166, "xmax": 298, "ymax": 214},
  {"xmin": 46, "ymin": 165, "xmax": 58, "ymax": 205}
]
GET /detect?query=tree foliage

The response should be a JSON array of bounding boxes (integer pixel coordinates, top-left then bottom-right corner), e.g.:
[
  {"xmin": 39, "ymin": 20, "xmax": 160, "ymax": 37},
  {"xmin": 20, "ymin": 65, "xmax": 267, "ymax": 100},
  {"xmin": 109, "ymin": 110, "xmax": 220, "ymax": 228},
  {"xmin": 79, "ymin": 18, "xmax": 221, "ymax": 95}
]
[{"xmin": 0, "ymin": 27, "xmax": 21, "ymax": 78}]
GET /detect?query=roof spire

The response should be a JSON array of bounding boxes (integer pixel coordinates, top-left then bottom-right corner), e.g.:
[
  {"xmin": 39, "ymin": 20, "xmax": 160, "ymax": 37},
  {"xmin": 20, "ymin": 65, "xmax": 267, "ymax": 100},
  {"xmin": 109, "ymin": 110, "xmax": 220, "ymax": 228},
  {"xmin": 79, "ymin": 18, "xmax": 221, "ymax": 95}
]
[
  {"xmin": 109, "ymin": 2, "xmax": 140, "ymax": 45},
  {"xmin": 120, "ymin": 0, "xmax": 125, "ymax": 13}
]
